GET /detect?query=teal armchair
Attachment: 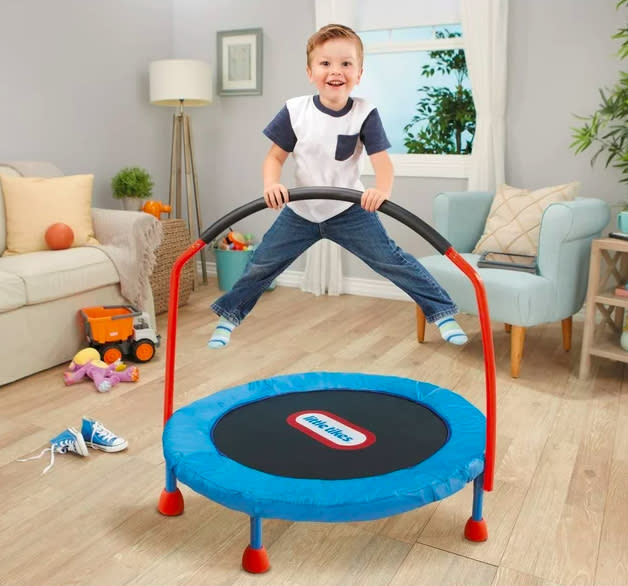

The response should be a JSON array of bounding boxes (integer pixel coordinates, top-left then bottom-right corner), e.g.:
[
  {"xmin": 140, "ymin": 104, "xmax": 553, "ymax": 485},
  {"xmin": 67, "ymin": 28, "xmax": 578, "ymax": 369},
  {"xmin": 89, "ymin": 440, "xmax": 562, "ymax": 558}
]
[{"xmin": 416, "ymin": 191, "xmax": 610, "ymax": 377}]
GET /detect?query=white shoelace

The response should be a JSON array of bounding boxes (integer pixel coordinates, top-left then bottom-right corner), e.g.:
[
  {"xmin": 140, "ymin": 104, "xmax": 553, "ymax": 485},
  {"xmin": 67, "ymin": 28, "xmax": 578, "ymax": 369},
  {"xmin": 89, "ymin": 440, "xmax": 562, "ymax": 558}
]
[
  {"xmin": 16, "ymin": 443, "xmax": 70, "ymax": 474},
  {"xmin": 90, "ymin": 422, "xmax": 117, "ymax": 445}
]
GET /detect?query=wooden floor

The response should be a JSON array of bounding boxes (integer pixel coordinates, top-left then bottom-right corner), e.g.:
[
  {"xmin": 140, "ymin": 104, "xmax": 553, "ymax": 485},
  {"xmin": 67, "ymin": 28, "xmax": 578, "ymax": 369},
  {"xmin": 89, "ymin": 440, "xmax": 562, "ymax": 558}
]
[{"xmin": 1, "ymin": 282, "xmax": 627, "ymax": 586}]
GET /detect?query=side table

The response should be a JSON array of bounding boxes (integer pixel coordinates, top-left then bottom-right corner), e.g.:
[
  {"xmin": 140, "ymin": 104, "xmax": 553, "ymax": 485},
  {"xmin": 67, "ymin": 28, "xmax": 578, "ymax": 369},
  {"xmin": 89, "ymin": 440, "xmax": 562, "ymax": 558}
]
[
  {"xmin": 579, "ymin": 237, "xmax": 628, "ymax": 378},
  {"xmin": 150, "ymin": 218, "xmax": 195, "ymax": 315}
]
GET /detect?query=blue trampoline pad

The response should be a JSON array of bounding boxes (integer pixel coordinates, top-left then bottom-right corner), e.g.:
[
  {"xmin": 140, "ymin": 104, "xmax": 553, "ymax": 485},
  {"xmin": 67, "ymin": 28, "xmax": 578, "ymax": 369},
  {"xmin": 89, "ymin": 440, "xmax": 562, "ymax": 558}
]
[{"xmin": 163, "ymin": 372, "xmax": 486, "ymax": 522}]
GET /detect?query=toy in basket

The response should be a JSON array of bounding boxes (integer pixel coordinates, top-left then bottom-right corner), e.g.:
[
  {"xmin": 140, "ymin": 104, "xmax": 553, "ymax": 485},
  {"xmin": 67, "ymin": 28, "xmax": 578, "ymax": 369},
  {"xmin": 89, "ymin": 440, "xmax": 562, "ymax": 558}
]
[{"xmin": 80, "ymin": 305, "xmax": 160, "ymax": 364}]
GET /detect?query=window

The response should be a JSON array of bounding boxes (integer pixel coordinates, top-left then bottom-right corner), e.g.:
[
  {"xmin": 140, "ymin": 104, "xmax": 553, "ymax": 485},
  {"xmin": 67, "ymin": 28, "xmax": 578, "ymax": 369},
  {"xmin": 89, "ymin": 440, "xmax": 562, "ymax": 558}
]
[{"xmin": 355, "ymin": 24, "xmax": 474, "ymax": 178}]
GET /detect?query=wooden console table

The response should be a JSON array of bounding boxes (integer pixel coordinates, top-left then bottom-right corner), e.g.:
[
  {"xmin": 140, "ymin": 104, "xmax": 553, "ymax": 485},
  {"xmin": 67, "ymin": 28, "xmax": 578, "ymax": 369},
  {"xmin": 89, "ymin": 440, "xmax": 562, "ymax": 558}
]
[
  {"xmin": 150, "ymin": 218, "xmax": 195, "ymax": 315},
  {"xmin": 579, "ymin": 237, "xmax": 628, "ymax": 378}
]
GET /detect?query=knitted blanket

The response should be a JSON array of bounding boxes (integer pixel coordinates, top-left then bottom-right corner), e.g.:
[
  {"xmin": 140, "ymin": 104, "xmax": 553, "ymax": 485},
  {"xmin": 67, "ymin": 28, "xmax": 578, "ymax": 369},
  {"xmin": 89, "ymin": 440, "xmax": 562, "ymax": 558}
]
[{"xmin": 91, "ymin": 209, "xmax": 163, "ymax": 311}]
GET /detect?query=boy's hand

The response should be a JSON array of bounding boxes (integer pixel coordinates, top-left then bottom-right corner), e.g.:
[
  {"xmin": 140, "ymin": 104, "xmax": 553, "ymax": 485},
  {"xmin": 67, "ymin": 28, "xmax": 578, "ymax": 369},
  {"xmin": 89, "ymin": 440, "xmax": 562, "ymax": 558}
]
[
  {"xmin": 361, "ymin": 188, "xmax": 390, "ymax": 212},
  {"xmin": 264, "ymin": 183, "xmax": 290, "ymax": 209}
]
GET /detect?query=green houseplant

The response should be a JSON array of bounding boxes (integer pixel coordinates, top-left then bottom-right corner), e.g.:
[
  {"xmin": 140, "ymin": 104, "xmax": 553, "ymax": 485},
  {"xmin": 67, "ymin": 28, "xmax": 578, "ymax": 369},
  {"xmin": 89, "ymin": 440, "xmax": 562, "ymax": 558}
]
[
  {"xmin": 403, "ymin": 29, "xmax": 476, "ymax": 154},
  {"xmin": 111, "ymin": 167, "xmax": 154, "ymax": 211},
  {"xmin": 570, "ymin": 0, "xmax": 628, "ymax": 189}
]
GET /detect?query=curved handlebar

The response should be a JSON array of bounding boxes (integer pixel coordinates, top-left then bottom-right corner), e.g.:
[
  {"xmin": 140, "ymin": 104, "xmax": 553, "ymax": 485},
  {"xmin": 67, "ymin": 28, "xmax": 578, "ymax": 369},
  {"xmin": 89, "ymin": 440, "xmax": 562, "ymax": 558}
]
[{"xmin": 200, "ymin": 187, "xmax": 452, "ymax": 255}]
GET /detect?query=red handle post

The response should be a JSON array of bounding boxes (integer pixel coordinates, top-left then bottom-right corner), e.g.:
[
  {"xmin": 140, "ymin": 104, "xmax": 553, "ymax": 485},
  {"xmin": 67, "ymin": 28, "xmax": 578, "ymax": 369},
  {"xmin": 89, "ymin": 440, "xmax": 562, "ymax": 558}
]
[
  {"xmin": 163, "ymin": 239, "xmax": 206, "ymax": 426},
  {"xmin": 445, "ymin": 248, "xmax": 497, "ymax": 491}
]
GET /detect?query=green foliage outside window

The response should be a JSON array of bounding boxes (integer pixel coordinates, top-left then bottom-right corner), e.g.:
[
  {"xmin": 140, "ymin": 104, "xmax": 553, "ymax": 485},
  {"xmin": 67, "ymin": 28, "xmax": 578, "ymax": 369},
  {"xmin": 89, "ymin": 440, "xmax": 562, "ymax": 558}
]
[
  {"xmin": 403, "ymin": 30, "xmax": 476, "ymax": 154},
  {"xmin": 570, "ymin": 0, "xmax": 628, "ymax": 183}
]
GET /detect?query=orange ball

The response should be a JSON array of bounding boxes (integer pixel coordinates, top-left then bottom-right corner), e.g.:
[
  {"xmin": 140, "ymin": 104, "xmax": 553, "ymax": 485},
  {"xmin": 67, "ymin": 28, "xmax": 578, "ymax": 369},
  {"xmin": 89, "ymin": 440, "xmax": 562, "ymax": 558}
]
[{"xmin": 45, "ymin": 223, "xmax": 74, "ymax": 250}]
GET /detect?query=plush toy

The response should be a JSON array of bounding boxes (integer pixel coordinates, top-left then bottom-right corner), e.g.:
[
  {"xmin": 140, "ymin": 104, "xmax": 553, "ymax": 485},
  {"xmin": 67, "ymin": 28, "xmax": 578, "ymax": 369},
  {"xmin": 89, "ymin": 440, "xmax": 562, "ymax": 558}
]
[
  {"xmin": 63, "ymin": 348, "xmax": 139, "ymax": 393},
  {"xmin": 142, "ymin": 200, "xmax": 172, "ymax": 220}
]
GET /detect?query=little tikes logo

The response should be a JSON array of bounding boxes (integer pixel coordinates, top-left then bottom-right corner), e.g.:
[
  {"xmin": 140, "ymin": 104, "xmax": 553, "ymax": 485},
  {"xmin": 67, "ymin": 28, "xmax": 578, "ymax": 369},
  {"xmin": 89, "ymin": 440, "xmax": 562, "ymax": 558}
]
[{"xmin": 286, "ymin": 410, "xmax": 376, "ymax": 450}]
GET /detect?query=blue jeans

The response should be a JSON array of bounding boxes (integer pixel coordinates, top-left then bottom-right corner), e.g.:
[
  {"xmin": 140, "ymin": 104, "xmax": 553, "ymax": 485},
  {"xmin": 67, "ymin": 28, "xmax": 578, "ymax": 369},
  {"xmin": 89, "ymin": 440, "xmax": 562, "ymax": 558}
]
[{"xmin": 211, "ymin": 204, "xmax": 457, "ymax": 325}]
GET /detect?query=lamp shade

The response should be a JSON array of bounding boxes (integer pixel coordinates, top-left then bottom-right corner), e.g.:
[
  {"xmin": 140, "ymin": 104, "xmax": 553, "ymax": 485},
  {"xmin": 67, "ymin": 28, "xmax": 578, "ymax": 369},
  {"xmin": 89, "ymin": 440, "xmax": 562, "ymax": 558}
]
[{"xmin": 149, "ymin": 59, "xmax": 212, "ymax": 106}]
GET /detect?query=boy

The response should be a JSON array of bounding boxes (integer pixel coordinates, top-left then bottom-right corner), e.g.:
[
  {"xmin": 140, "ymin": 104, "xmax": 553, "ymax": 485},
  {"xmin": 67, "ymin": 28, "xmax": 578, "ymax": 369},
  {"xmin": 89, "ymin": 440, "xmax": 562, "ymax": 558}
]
[{"xmin": 209, "ymin": 24, "xmax": 466, "ymax": 348}]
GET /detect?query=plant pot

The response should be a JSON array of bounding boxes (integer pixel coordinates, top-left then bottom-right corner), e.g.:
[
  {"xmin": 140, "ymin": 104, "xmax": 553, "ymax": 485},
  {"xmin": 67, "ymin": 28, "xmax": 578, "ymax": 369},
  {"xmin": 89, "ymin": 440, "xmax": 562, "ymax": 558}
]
[{"xmin": 121, "ymin": 198, "xmax": 144, "ymax": 211}]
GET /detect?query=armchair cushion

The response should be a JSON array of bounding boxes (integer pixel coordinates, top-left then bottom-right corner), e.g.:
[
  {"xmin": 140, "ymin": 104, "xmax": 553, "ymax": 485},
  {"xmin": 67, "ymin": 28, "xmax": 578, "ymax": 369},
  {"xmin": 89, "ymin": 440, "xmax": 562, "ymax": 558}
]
[
  {"xmin": 472, "ymin": 182, "xmax": 579, "ymax": 256},
  {"xmin": 420, "ymin": 253, "xmax": 555, "ymax": 325}
]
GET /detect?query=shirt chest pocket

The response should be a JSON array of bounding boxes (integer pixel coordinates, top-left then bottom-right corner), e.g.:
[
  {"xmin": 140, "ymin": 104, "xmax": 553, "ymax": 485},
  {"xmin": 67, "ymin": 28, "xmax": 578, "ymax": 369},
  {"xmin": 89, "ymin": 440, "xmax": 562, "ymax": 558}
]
[{"xmin": 335, "ymin": 133, "xmax": 359, "ymax": 161}]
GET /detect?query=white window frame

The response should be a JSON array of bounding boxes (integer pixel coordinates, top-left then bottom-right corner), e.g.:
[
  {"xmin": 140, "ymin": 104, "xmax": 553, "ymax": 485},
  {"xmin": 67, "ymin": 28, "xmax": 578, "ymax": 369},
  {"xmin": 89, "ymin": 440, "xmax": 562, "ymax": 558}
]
[{"xmin": 360, "ymin": 30, "xmax": 472, "ymax": 179}]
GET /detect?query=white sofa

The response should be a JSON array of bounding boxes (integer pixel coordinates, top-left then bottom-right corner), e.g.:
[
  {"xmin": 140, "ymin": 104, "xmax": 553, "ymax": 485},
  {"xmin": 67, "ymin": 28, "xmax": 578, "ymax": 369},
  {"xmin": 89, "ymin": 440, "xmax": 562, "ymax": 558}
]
[{"xmin": 0, "ymin": 161, "xmax": 162, "ymax": 386}]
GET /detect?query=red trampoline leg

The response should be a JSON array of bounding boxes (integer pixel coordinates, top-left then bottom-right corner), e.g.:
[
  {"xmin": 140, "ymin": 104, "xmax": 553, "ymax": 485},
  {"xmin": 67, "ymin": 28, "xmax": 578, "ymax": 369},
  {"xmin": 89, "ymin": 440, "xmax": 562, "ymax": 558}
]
[
  {"xmin": 158, "ymin": 468, "xmax": 184, "ymax": 516},
  {"xmin": 158, "ymin": 488, "xmax": 184, "ymax": 516},
  {"xmin": 465, "ymin": 517, "xmax": 488, "ymax": 542},
  {"xmin": 242, "ymin": 545, "xmax": 270, "ymax": 573},
  {"xmin": 465, "ymin": 474, "xmax": 488, "ymax": 541},
  {"xmin": 242, "ymin": 516, "xmax": 270, "ymax": 573}
]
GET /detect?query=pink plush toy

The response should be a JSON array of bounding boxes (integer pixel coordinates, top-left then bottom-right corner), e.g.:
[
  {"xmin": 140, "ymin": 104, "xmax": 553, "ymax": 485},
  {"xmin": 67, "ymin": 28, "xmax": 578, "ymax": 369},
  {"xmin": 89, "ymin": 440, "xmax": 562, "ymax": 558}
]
[{"xmin": 64, "ymin": 348, "xmax": 139, "ymax": 393}]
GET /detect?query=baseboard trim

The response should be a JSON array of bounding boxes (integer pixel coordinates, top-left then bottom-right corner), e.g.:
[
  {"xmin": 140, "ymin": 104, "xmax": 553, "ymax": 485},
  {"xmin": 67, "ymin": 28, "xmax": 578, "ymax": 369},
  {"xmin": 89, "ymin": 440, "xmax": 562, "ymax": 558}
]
[{"xmin": 201, "ymin": 261, "xmax": 412, "ymax": 301}]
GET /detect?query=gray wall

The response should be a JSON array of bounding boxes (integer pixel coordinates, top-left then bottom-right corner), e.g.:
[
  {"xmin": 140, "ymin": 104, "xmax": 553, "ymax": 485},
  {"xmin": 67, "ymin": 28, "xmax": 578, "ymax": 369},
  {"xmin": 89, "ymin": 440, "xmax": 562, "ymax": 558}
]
[
  {"xmin": 1, "ymin": 0, "xmax": 624, "ymax": 280},
  {"xmin": 0, "ymin": 0, "xmax": 173, "ymax": 206},
  {"xmin": 507, "ymin": 0, "xmax": 624, "ymax": 210}
]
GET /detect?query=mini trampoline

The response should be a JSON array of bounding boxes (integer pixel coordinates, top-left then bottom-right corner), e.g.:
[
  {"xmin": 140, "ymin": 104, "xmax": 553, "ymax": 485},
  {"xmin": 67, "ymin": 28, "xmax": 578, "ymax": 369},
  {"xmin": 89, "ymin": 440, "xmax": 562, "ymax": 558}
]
[{"xmin": 158, "ymin": 188, "xmax": 496, "ymax": 574}]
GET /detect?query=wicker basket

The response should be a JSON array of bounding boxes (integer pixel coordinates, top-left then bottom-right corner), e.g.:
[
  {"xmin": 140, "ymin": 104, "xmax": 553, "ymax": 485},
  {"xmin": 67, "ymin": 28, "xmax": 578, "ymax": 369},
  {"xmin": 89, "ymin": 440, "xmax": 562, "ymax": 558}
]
[{"xmin": 150, "ymin": 218, "xmax": 195, "ymax": 315}]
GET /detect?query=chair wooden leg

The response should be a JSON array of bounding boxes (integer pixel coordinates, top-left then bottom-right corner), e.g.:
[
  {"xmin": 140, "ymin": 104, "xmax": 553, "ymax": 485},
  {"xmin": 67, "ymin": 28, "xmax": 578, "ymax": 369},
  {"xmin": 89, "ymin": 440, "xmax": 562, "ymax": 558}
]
[
  {"xmin": 504, "ymin": 323, "xmax": 512, "ymax": 333},
  {"xmin": 510, "ymin": 326, "xmax": 526, "ymax": 378},
  {"xmin": 561, "ymin": 317, "xmax": 572, "ymax": 351},
  {"xmin": 416, "ymin": 305, "xmax": 426, "ymax": 343}
]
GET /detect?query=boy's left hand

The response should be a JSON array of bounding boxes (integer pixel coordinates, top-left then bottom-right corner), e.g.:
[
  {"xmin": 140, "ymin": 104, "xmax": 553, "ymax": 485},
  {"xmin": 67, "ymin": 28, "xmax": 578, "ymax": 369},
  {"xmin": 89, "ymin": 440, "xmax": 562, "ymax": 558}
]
[{"xmin": 361, "ymin": 188, "xmax": 390, "ymax": 212}]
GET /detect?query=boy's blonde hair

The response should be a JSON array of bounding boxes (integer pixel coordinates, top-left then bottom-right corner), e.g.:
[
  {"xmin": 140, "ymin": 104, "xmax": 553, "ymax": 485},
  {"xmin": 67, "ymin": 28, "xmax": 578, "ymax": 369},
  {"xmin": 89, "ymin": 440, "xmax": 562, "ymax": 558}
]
[{"xmin": 306, "ymin": 24, "xmax": 364, "ymax": 67}]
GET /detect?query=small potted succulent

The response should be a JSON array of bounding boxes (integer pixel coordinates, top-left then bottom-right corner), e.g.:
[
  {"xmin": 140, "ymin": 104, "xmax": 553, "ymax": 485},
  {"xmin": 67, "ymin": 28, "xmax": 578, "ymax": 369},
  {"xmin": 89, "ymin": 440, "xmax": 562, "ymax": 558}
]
[{"xmin": 111, "ymin": 167, "xmax": 154, "ymax": 211}]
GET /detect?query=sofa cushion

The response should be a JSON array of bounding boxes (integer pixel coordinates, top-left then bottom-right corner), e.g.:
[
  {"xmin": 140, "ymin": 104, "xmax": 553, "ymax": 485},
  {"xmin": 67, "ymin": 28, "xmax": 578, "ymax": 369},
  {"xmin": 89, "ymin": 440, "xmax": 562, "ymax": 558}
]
[
  {"xmin": 472, "ymin": 182, "xmax": 579, "ymax": 256},
  {"xmin": 0, "ymin": 247, "xmax": 119, "ymax": 305},
  {"xmin": 0, "ymin": 174, "xmax": 99, "ymax": 256},
  {"xmin": 0, "ymin": 270, "xmax": 27, "ymax": 313}
]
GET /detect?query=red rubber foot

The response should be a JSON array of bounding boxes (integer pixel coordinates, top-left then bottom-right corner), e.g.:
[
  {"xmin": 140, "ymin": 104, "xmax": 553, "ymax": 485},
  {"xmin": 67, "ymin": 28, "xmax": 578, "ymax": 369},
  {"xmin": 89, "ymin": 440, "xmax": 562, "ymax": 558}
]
[
  {"xmin": 464, "ymin": 517, "xmax": 488, "ymax": 541},
  {"xmin": 158, "ymin": 488, "xmax": 184, "ymax": 516},
  {"xmin": 242, "ymin": 545, "xmax": 270, "ymax": 573}
]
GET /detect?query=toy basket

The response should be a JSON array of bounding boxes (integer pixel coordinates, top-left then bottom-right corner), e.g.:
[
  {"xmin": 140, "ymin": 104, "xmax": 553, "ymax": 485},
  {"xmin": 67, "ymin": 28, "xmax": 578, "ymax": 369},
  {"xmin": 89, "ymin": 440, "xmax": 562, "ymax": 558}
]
[
  {"xmin": 215, "ymin": 249, "xmax": 253, "ymax": 291},
  {"xmin": 150, "ymin": 219, "xmax": 194, "ymax": 314}
]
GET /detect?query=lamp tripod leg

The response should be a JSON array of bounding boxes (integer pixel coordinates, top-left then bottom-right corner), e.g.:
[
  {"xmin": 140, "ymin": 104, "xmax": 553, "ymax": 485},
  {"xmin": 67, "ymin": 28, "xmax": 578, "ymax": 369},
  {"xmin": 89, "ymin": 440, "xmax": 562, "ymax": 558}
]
[
  {"xmin": 187, "ymin": 119, "xmax": 207, "ymax": 284},
  {"xmin": 169, "ymin": 113, "xmax": 182, "ymax": 217},
  {"xmin": 183, "ymin": 113, "xmax": 207, "ymax": 284}
]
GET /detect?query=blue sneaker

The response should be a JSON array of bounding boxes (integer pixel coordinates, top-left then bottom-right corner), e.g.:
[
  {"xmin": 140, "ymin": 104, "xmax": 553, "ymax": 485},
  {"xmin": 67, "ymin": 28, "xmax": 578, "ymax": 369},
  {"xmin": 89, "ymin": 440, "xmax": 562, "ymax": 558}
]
[
  {"xmin": 17, "ymin": 427, "xmax": 88, "ymax": 474},
  {"xmin": 81, "ymin": 417, "xmax": 128, "ymax": 452}
]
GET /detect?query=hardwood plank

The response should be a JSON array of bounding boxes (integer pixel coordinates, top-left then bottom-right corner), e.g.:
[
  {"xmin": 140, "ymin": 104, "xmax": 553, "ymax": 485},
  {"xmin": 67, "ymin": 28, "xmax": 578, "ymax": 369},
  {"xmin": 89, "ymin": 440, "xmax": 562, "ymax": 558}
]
[
  {"xmin": 389, "ymin": 543, "xmax": 497, "ymax": 585},
  {"xmin": 492, "ymin": 567, "xmax": 561, "ymax": 586},
  {"xmin": 595, "ymin": 460, "xmax": 628, "ymax": 585}
]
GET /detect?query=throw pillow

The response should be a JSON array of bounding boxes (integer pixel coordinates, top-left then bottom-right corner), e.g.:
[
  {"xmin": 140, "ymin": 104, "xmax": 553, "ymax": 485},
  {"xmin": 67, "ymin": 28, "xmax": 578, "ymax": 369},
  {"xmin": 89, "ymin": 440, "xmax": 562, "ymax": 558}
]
[
  {"xmin": 473, "ymin": 182, "xmax": 580, "ymax": 256},
  {"xmin": 0, "ymin": 174, "xmax": 99, "ymax": 256}
]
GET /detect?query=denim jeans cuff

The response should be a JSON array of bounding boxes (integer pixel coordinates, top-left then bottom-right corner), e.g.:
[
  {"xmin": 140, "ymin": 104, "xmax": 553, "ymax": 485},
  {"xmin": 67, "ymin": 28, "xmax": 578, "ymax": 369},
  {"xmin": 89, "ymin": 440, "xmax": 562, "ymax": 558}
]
[
  {"xmin": 210, "ymin": 303, "xmax": 241, "ymax": 326},
  {"xmin": 426, "ymin": 307, "xmax": 459, "ymax": 324}
]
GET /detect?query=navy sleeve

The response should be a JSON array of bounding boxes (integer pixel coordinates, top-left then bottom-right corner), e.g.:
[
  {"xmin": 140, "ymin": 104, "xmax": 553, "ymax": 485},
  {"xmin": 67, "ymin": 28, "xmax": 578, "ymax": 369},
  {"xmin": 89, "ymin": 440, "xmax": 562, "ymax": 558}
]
[
  {"xmin": 263, "ymin": 105, "xmax": 297, "ymax": 152},
  {"xmin": 360, "ymin": 108, "xmax": 391, "ymax": 155}
]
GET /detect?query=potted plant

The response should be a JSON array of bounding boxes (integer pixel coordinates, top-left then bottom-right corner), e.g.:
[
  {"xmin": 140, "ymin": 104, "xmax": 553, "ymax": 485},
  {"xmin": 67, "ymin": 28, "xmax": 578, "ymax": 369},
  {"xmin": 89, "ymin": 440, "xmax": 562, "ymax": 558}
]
[
  {"xmin": 111, "ymin": 167, "xmax": 154, "ymax": 211},
  {"xmin": 570, "ymin": 0, "xmax": 627, "ymax": 198}
]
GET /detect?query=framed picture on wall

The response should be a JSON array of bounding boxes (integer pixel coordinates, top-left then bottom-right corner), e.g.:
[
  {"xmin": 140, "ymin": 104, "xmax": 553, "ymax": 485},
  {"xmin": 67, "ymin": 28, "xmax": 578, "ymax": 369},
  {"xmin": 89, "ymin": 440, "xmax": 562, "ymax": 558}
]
[{"xmin": 217, "ymin": 28, "xmax": 263, "ymax": 96}]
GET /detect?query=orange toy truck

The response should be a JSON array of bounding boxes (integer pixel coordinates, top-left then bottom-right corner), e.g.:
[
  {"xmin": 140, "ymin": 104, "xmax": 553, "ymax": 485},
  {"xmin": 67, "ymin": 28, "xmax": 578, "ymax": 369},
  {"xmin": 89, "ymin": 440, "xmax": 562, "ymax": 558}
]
[{"xmin": 80, "ymin": 305, "xmax": 160, "ymax": 363}]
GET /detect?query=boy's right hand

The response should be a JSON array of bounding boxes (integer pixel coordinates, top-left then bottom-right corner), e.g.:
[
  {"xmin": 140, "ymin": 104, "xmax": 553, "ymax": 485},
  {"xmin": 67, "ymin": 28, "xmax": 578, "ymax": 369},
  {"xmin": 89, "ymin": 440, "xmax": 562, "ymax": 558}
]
[{"xmin": 263, "ymin": 183, "xmax": 290, "ymax": 209}]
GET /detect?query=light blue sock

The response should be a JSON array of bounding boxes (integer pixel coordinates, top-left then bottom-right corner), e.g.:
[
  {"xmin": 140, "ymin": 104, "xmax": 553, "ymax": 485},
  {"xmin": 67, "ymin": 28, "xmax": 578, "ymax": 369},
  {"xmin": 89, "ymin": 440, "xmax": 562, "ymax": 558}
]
[
  {"xmin": 435, "ymin": 316, "xmax": 468, "ymax": 345},
  {"xmin": 208, "ymin": 316, "xmax": 237, "ymax": 349}
]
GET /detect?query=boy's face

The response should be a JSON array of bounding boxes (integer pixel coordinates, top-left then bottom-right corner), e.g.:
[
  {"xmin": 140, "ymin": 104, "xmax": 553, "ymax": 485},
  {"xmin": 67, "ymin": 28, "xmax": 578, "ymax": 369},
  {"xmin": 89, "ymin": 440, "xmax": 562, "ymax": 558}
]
[{"xmin": 306, "ymin": 38, "xmax": 363, "ymax": 110}]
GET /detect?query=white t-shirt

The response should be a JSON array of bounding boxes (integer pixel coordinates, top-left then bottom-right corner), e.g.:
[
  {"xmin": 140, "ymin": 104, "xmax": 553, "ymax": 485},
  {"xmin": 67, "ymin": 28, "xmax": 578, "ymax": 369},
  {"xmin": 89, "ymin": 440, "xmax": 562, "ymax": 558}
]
[{"xmin": 263, "ymin": 95, "xmax": 391, "ymax": 223}]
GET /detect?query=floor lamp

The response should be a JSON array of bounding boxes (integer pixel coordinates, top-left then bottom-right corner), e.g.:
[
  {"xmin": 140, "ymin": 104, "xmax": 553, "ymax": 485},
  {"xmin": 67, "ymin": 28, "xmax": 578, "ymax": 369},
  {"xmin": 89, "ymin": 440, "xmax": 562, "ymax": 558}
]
[{"xmin": 149, "ymin": 59, "xmax": 212, "ymax": 284}]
